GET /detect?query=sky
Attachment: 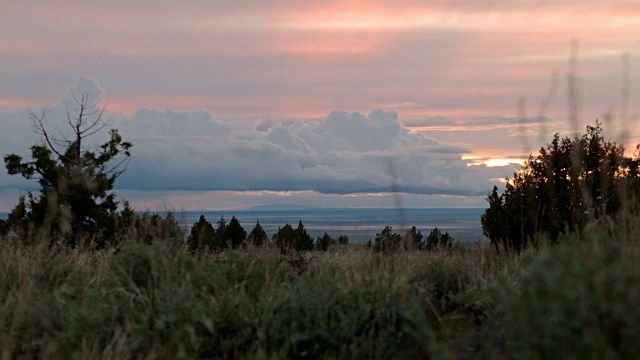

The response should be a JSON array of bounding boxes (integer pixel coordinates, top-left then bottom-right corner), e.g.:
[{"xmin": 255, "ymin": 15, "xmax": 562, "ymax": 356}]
[{"xmin": 1, "ymin": 0, "xmax": 639, "ymax": 212}]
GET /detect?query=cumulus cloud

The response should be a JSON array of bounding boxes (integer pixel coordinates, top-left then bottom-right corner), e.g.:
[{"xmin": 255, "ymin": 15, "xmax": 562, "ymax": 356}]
[{"xmin": 1, "ymin": 77, "xmax": 514, "ymax": 199}]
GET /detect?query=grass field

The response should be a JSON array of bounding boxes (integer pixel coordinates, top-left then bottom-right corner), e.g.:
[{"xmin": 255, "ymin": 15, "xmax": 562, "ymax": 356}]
[{"xmin": 2, "ymin": 212, "xmax": 640, "ymax": 359}]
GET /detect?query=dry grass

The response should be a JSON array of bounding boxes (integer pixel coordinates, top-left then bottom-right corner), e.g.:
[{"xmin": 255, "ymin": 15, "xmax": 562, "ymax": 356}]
[
  {"xmin": 2, "ymin": 211, "xmax": 640, "ymax": 359},
  {"xmin": 0, "ymin": 236, "xmax": 526, "ymax": 359}
]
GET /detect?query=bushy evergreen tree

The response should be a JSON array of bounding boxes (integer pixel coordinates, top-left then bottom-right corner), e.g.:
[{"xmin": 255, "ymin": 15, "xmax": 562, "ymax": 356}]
[
  {"xmin": 216, "ymin": 215, "xmax": 227, "ymax": 241},
  {"xmin": 315, "ymin": 232, "xmax": 335, "ymax": 251},
  {"xmin": 337, "ymin": 235, "xmax": 349, "ymax": 245},
  {"xmin": 186, "ymin": 215, "xmax": 221, "ymax": 252},
  {"xmin": 160, "ymin": 211, "xmax": 184, "ymax": 244},
  {"xmin": 480, "ymin": 186, "xmax": 508, "ymax": 250},
  {"xmin": 374, "ymin": 226, "xmax": 403, "ymax": 253},
  {"xmin": 0, "ymin": 218, "xmax": 7, "ymax": 236},
  {"xmin": 4, "ymin": 94, "xmax": 132, "ymax": 248},
  {"xmin": 112, "ymin": 203, "xmax": 183, "ymax": 246},
  {"xmin": 425, "ymin": 227, "xmax": 453, "ymax": 250},
  {"xmin": 273, "ymin": 223, "xmax": 299, "ymax": 254},
  {"xmin": 481, "ymin": 120, "xmax": 640, "ymax": 249},
  {"xmin": 403, "ymin": 226, "xmax": 423, "ymax": 250},
  {"xmin": 224, "ymin": 216, "xmax": 247, "ymax": 249},
  {"xmin": 247, "ymin": 220, "xmax": 268, "ymax": 246},
  {"xmin": 296, "ymin": 220, "xmax": 314, "ymax": 251}
]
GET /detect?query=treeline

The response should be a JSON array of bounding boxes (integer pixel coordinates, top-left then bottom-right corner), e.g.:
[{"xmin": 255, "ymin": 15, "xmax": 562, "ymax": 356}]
[
  {"xmin": 482, "ymin": 120, "xmax": 640, "ymax": 249},
  {"xmin": 184, "ymin": 215, "xmax": 339, "ymax": 252},
  {"xmin": 182, "ymin": 213, "xmax": 458, "ymax": 254}
]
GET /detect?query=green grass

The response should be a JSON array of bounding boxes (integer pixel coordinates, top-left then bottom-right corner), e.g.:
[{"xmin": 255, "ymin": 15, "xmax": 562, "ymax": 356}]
[{"xmin": 1, "ymin": 216, "xmax": 640, "ymax": 359}]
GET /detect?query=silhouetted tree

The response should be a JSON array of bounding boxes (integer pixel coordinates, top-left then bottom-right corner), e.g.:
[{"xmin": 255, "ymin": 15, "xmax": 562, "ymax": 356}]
[
  {"xmin": 3, "ymin": 93, "xmax": 132, "ymax": 247},
  {"xmin": 112, "ymin": 203, "xmax": 183, "ymax": 246},
  {"xmin": 5, "ymin": 196, "xmax": 27, "ymax": 239},
  {"xmin": 426, "ymin": 227, "xmax": 453, "ymax": 250},
  {"xmin": 481, "ymin": 120, "xmax": 640, "ymax": 249},
  {"xmin": 186, "ymin": 215, "xmax": 220, "ymax": 252},
  {"xmin": 216, "ymin": 215, "xmax": 227, "ymax": 240},
  {"xmin": 0, "ymin": 218, "xmax": 7, "ymax": 236},
  {"xmin": 296, "ymin": 220, "xmax": 314, "ymax": 251},
  {"xmin": 273, "ymin": 223, "xmax": 299, "ymax": 254},
  {"xmin": 374, "ymin": 226, "xmax": 403, "ymax": 253},
  {"xmin": 315, "ymin": 232, "xmax": 335, "ymax": 251},
  {"xmin": 247, "ymin": 220, "xmax": 268, "ymax": 246},
  {"xmin": 403, "ymin": 226, "xmax": 423, "ymax": 250},
  {"xmin": 224, "ymin": 216, "xmax": 247, "ymax": 248},
  {"xmin": 481, "ymin": 186, "xmax": 508, "ymax": 250},
  {"xmin": 160, "ymin": 211, "xmax": 184, "ymax": 244}
]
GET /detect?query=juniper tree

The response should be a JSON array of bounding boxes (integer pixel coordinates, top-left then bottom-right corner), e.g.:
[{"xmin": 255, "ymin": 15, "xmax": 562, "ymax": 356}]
[
  {"xmin": 186, "ymin": 215, "xmax": 220, "ymax": 252},
  {"xmin": 247, "ymin": 220, "xmax": 268, "ymax": 246},
  {"xmin": 273, "ymin": 223, "xmax": 299, "ymax": 254},
  {"xmin": 296, "ymin": 220, "xmax": 314, "ymax": 251},
  {"xmin": 481, "ymin": 120, "xmax": 640, "ymax": 249},
  {"xmin": 224, "ymin": 216, "xmax": 247, "ymax": 248},
  {"xmin": 374, "ymin": 226, "xmax": 403, "ymax": 253},
  {"xmin": 425, "ymin": 227, "xmax": 453, "ymax": 250},
  {"xmin": 4, "ymin": 93, "xmax": 132, "ymax": 247}
]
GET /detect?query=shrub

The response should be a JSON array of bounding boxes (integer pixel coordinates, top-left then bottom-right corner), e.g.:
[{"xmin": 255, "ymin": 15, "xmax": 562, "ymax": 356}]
[
  {"xmin": 426, "ymin": 227, "xmax": 454, "ymax": 250},
  {"xmin": 186, "ymin": 215, "xmax": 222, "ymax": 252},
  {"xmin": 273, "ymin": 220, "xmax": 314, "ymax": 253},
  {"xmin": 496, "ymin": 222, "xmax": 640, "ymax": 359},
  {"xmin": 374, "ymin": 226, "xmax": 403, "ymax": 253}
]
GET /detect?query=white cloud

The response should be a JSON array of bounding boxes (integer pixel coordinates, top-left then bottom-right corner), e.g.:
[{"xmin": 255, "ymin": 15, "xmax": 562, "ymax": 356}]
[{"xmin": 0, "ymin": 77, "xmax": 515, "ymax": 202}]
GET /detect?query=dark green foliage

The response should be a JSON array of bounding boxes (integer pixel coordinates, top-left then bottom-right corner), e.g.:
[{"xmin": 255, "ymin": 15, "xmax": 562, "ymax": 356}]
[
  {"xmin": 0, "ymin": 218, "xmax": 7, "ymax": 236},
  {"xmin": 404, "ymin": 226, "xmax": 424, "ymax": 250},
  {"xmin": 216, "ymin": 215, "xmax": 227, "ymax": 240},
  {"xmin": 224, "ymin": 216, "xmax": 247, "ymax": 249},
  {"xmin": 273, "ymin": 220, "xmax": 314, "ymax": 253},
  {"xmin": 315, "ymin": 232, "xmax": 335, "ymax": 251},
  {"xmin": 262, "ymin": 273, "xmax": 442, "ymax": 359},
  {"xmin": 159, "ymin": 211, "xmax": 184, "ymax": 244},
  {"xmin": 426, "ymin": 227, "xmax": 454, "ymax": 250},
  {"xmin": 113, "ymin": 203, "xmax": 184, "ymax": 246},
  {"xmin": 0, "ymin": 243, "xmax": 456, "ymax": 359},
  {"xmin": 314, "ymin": 233, "xmax": 349, "ymax": 251},
  {"xmin": 481, "ymin": 121, "xmax": 640, "ymax": 249},
  {"xmin": 374, "ymin": 226, "xmax": 403, "ymax": 253},
  {"xmin": 3, "ymin": 95, "xmax": 132, "ymax": 248},
  {"xmin": 186, "ymin": 215, "xmax": 221, "ymax": 252},
  {"xmin": 337, "ymin": 235, "xmax": 349, "ymax": 245},
  {"xmin": 296, "ymin": 220, "xmax": 314, "ymax": 251},
  {"xmin": 481, "ymin": 186, "xmax": 508, "ymax": 250},
  {"xmin": 273, "ymin": 223, "xmax": 299, "ymax": 254},
  {"xmin": 4, "ymin": 195, "xmax": 28, "ymax": 239},
  {"xmin": 247, "ymin": 220, "xmax": 268, "ymax": 246},
  {"xmin": 496, "ymin": 230, "xmax": 640, "ymax": 359}
]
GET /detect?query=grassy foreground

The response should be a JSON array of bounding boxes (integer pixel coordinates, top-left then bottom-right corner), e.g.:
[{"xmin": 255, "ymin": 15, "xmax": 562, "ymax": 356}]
[{"xmin": 2, "ymin": 215, "xmax": 640, "ymax": 359}]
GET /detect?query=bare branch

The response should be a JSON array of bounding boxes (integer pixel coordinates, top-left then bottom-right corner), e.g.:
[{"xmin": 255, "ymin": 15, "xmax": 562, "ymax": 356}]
[
  {"xmin": 104, "ymin": 156, "xmax": 131, "ymax": 178},
  {"xmin": 79, "ymin": 103, "xmax": 110, "ymax": 137},
  {"xmin": 31, "ymin": 109, "xmax": 69, "ymax": 161}
]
